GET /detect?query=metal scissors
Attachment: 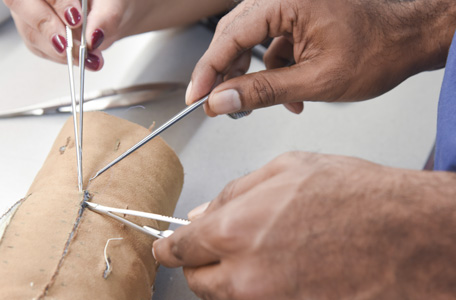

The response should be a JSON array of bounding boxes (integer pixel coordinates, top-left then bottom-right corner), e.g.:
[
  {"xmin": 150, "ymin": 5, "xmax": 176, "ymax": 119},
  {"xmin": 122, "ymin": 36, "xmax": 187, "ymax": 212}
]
[
  {"xmin": 84, "ymin": 202, "xmax": 190, "ymax": 239},
  {"xmin": 0, "ymin": 82, "xmax": 185, "ymax": 118}
]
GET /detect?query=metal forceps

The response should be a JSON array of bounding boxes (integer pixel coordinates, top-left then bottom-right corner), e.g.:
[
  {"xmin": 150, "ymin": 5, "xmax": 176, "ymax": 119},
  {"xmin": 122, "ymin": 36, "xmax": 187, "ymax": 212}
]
[
  {"xmin": 65, "ymin": 0, "xmax": 89, "ymax": 192},
  {"xmin": 85, "ymin": 202, "xmax": 191, "ymax": 239}
]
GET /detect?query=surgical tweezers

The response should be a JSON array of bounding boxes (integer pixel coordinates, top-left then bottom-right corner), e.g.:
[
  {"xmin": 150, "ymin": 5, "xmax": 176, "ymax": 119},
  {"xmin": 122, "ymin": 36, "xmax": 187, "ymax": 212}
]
[
  {"xmin": 65, "ymin": 0, "xmax": 88, "ymax": 192},
  {"xmin": 85, "ymin": 202, "xmax": 190, "ymax": 239}
]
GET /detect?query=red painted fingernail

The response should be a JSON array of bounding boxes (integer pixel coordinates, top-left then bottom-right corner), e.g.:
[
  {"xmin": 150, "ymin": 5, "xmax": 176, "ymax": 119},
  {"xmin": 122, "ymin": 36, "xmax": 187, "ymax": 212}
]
[
  {"xmin": 91, "ymin": 29, "xmax": 104, "ymax": 50},
  {"xmin": 52, "ymin": 34, "xmax": 67, "ymax": 53},
  {"xmin": 85, "ymin": 53, "xmax": 100, "ymax": 70},
  {"xmin": 65, "ymin": 7, "xmax": 81, "ymax": 26}
]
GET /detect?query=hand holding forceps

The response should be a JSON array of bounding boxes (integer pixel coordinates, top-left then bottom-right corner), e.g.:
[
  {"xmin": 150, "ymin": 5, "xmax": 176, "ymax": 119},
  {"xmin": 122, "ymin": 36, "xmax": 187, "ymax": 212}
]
[{"xmin": 65, "ymin": 0, "xmax": 89, "ymax": 193}]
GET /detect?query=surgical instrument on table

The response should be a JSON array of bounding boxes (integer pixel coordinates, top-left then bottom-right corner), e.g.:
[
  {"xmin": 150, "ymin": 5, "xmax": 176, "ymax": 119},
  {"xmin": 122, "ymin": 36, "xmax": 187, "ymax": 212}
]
[
  {"xmin": 0, "ymin": 82, "xmax": 185, "ymax": 118},
  {"xmin": 84, "ymin": 202, "xmax": 190, "ymax": 239}
]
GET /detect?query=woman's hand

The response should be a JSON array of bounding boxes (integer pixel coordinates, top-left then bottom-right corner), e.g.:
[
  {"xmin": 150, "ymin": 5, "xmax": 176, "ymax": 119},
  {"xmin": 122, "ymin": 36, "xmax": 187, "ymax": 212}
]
[{"xmin": 3, "ymin": 0, "xmax": 234, "ymax": 71}]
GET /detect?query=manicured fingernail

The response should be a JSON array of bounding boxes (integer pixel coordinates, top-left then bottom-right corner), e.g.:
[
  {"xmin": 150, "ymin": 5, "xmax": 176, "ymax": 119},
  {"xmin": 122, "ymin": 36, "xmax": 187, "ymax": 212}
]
[
  {"xmin": 65, "ymin": 7, "xmax": 81, "ymax": 26},
  {"xmin": 185, "ymin": 81, "xmax": 192, "ymax": 104},
  {"xmin": 91, "ymin": 29, "xmax": 104, "ymax": 50},
  {"xmin": 85, "ymin": 53, "xmax": 100, "ymax": 70},
  {"xmin": 188, "ymin": 202, "xmax": 210, "ymax": 220},
  {"xmin": 52, "ymin": 34, "xmax": 67, "ymax": 53},
  {"xmin": 210, "ymin": 89, "xmax": 241, "ymax": 114}
]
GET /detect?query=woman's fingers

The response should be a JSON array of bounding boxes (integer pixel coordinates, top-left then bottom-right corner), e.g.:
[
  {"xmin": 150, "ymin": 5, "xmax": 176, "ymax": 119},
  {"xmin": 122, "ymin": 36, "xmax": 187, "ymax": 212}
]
[
  {"xmin": 11, "ymin": 11, "xmax": 67, "ymax": 63},
  {"xmin": 43, "ymin": 0, "xmax": 83, "ymax": 28},
  {"xmin": 84, "ymin": 0, "xmax": 128, "ymax": 51}
]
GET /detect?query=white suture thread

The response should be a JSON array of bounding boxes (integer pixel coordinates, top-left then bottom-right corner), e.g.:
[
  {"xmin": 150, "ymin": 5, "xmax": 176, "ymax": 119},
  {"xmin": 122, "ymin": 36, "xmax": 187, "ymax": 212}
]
[{"xmin": 103, "ymin": 237, "xmax": 123, "ymax": 279}]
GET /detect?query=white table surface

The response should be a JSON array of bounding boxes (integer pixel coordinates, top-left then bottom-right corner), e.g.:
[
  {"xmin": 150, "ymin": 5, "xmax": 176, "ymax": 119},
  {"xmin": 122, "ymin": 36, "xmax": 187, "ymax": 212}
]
[{"xmin": 0, "ymin": 16, "xmax": 444, "ymax": 299}]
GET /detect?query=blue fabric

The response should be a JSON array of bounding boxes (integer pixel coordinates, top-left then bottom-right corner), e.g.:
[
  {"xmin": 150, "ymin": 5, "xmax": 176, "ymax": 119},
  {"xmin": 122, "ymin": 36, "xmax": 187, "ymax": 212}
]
[{"xmin": 434, "ymin": 31, "xmax": 456, "ymax": 172}]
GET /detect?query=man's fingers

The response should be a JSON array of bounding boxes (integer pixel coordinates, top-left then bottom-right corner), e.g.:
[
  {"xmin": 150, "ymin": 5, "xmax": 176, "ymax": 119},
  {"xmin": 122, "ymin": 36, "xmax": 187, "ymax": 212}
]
[
  {"xmin": 154, "ymin": 152, "xmax": 305, "ymax": 268},
  {"xmin": 190, "ymin": 155, "xmax": 293, "ymax": 219},
  {"xmin": 186, "ymin": 0, "xmax": 274, "ymax": 105},
  {"xmin": 184, "ymin": 265, "xmax": 234, "ymax": 300},
  {"xmin": 263, "ymin": 37, "xmax": 305, "ymax": 114},
  {"xmin": 206, "ymin": 57, "xmax": 345, "ymax": 115},
  {"xmin": 264, "ymin": 37, "xmax": 294, "ymax": 70},
  {"xmin": 153, "ymin": 216, "xmax": 222, "ymax": 268},
  {"xmin": 224, "ymin": 50, "xmax": 252, "ymax": 81},
  {"xmin": 204, "ymin": 50, "xmax": 252, "ymax": 115},
  {"xmin": 206, "ymin": 67, "xmax": 295, "ymax": 114}
]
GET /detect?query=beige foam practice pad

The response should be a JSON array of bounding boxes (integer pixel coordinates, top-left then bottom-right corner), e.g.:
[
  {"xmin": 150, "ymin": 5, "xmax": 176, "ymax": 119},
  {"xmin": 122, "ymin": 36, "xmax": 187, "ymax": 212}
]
[{"xmin": 0, "ymin": 112, "xmax": 184, "ymax": 299}]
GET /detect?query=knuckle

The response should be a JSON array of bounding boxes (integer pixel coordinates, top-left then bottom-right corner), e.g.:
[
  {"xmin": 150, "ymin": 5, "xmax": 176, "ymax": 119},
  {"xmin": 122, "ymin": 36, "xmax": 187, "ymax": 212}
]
[
  {"xmin": 170, "ymin": 239, "xmax": 187, "ymax": 263},
  {"xmin": 216, "ymin": 217, "xmax": 239, "ymax": 243},
  {"xmin": 210, "ymin": 216, "xmax": 242, "ymax": 250},
  {"xmin": 269, "ymin": 151, "xmax": 333, "ymax": 178},
  {"xmin": 216, "ymin": 3, "xmax": 245, "ymax": 36},
  {"xmin": 217, "ymin": 179, "xmax": 238, "ymax": 206},
  {"xmin": 216, "ymin": 14, "xmax": 231, "ymax": 32},
  {"xmin": 36, "ymin": 15, "xmax": 52, "ymax": 33},
  {"xmin": 249, "ymin": 73, "xmax": 277, "ymax": 108},
  {"xmin": 270, "ymin": 151, "xmax": 302, "ymax": 169}
]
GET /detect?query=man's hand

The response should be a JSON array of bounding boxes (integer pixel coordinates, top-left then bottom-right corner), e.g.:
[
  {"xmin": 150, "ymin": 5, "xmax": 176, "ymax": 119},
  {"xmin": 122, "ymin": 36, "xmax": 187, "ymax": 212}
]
[
  {"xmin": 186, "ymin": 0, "xmax": 456, "ymax": 116},
  {"xmin": 154, "ymin": 152, "xmax": 456, "ymax": 300}
]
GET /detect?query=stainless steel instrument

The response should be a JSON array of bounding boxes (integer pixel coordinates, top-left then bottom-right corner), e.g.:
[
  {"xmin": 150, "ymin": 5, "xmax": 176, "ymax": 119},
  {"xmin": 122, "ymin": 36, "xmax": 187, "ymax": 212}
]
[
  {"xmin": 0, "ymin": 82, "xmax": 185, "ymax": 118},
  {"xmin": 65, "ymin": 23, "xmax": 83, "ymax": 192},
  {"xmin": 85, "ymin": 202, "xmax": 190, "ymax": 239},
  {"xmin": 90, "ymin": 94, "xmax": 209, "ymax": 180}
]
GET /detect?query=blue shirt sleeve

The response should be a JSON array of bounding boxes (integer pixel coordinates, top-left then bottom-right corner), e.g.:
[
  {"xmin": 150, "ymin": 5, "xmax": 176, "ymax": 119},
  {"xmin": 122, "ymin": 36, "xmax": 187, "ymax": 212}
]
[{"xmin": 434, "ymin": 30, "xmax": 456, "ymax": 172}]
